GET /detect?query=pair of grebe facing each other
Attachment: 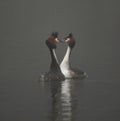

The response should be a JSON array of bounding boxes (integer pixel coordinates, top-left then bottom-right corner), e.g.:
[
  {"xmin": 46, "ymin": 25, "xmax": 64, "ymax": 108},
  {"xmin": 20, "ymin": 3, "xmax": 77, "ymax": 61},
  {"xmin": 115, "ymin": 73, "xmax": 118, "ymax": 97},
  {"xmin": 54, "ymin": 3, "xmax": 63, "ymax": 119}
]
[{"xmin": 40, "ymin": 32, "xmax": 86, "ymax": 81}]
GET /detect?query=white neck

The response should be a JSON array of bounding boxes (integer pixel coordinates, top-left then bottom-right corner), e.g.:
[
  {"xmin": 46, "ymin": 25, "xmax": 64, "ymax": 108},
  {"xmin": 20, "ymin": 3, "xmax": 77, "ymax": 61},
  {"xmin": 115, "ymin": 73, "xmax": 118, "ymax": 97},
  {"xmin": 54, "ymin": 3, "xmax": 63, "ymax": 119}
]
[
  {"xmin": 60, "ymin": 46, "xmax": 71, "ymax": 69},
  {"xmin": 52, "ymin": 49, "xmax": 59, "ymax": 64}
]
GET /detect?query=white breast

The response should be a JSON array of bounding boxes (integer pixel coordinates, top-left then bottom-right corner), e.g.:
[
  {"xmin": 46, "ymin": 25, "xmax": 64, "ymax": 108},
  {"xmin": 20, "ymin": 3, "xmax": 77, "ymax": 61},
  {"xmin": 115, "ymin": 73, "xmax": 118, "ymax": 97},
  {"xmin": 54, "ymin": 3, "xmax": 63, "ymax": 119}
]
[{"xmin": 60, "ymin": 65, "xmax": 72, "ymax": 78}]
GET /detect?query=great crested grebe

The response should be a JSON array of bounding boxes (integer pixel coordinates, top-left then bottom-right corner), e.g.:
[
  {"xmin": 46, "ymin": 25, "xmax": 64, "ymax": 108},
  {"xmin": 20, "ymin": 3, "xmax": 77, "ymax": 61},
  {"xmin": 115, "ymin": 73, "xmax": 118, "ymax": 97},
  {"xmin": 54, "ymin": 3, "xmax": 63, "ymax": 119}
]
[
  {"xmin": 40, "ymin": 32, "xmax": 65, "ymax": 81},
  {"xmin": 60, "ymin": 33, "xmax": 86, "ymax": 79}
]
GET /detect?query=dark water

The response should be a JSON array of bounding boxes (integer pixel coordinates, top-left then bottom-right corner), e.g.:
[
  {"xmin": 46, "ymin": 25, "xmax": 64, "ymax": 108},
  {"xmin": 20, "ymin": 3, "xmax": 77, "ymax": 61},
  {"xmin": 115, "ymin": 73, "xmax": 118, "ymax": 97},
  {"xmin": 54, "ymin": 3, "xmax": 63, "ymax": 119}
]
[{"xmin": 0, "ymin": 0, "xmax": 120, "ymax": 121}]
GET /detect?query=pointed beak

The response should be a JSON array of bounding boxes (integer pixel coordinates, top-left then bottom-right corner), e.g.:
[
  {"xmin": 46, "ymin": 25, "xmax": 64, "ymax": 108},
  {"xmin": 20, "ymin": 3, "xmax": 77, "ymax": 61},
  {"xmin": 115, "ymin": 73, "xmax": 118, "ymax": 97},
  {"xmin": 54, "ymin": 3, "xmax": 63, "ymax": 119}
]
[{"xmin": 55, "ymin": 38, "xmax": 61, "ymax": 43}]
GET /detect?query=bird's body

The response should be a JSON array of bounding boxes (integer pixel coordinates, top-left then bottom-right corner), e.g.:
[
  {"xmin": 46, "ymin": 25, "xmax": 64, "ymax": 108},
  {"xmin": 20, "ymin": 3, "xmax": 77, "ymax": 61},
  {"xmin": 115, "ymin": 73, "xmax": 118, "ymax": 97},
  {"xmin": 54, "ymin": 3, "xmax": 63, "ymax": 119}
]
[
  {"xmin": 40, "ymin": 32, "xmax": 65, "ymax": 81},
  {"xmin": 60, "ymin": 34, "xmax": 86, "ymax": 79}
]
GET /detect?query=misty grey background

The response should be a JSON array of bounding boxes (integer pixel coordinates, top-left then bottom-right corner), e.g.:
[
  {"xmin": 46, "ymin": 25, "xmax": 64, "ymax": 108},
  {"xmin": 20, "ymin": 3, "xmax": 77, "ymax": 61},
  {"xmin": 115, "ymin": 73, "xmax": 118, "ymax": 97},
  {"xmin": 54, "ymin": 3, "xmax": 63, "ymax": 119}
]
[{"xmin": 0, "ymin": 0, "xmax": 120, "ymax": 121}]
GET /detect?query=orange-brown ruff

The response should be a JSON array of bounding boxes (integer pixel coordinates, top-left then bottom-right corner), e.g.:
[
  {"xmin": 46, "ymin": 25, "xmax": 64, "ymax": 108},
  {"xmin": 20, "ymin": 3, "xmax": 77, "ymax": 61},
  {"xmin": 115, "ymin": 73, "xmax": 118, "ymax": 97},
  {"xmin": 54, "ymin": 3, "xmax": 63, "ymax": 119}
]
[
  {"xmin": 40, "ymin": 32, "xmax": 65, "ymax": 81},
  {"xmin": 60, "ymin": 33, "xmax": 87, "ymax": 79}
]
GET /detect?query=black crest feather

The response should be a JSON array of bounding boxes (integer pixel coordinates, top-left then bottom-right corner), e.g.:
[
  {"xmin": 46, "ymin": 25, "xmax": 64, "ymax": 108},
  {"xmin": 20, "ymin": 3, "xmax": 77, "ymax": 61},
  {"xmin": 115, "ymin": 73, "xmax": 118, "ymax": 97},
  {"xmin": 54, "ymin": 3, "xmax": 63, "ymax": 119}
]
[{"xmin": 51, "ymin": 32, "xmax": 58, "ymax": 37}]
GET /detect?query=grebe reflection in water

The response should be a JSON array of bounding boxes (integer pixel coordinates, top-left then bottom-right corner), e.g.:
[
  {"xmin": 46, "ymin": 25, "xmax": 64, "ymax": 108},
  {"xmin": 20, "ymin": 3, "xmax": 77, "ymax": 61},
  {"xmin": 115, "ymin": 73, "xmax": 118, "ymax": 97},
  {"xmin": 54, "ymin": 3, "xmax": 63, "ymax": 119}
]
[
  {"xmin": 40, "ymin": 32, "xmax": 65, "ymax": 81},
  {"xmin": 50, "ymin": 79, "xmax": 73, "ymax": 121},
  {"xmin": 60, "ymin": 33, "xmax": 87, "ymax": 79}
]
